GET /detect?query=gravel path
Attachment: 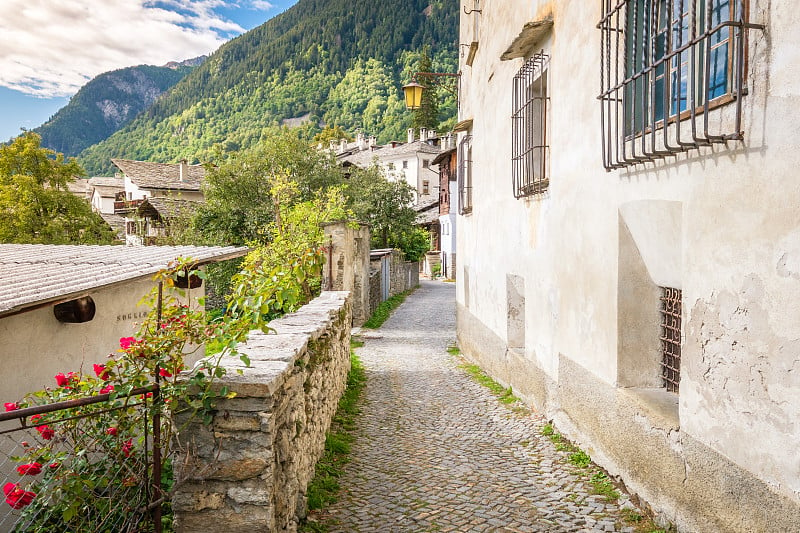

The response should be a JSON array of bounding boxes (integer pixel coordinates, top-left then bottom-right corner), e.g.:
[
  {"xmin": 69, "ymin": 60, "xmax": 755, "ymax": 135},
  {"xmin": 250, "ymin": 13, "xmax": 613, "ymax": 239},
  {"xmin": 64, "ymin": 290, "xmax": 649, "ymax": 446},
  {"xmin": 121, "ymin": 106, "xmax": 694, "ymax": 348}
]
[{"xmin": 313, "ymin": 280, "xmax": 642, "ymax": 532}]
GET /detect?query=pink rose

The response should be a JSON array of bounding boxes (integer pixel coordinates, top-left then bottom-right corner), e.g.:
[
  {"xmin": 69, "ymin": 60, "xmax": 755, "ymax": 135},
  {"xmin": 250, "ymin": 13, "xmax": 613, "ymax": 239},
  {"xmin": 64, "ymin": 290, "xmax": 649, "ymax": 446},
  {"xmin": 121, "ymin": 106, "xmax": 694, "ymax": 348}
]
[
  {"xmin": 4, "ymin": 402, "xmax": 18, "ymax": 412},
  {"xmin": 54, "ymin": 373, "xmax": 69, "ymax": 387},
  {"xmin": 93, "ymin": 364, "xmax": 110, "ymax": 380}
]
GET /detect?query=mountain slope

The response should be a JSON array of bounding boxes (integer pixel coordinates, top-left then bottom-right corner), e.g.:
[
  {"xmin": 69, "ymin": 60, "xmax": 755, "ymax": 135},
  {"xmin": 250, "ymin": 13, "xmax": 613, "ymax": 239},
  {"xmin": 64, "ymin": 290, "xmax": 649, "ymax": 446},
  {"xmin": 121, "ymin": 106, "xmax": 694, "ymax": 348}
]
[
  {"xmin": 34, "ymin": 62, "xmax": 201, "ymax": 158},
  {"xmin": 77, "ymin": 0, "xmax": 457, "ymax": 175}
]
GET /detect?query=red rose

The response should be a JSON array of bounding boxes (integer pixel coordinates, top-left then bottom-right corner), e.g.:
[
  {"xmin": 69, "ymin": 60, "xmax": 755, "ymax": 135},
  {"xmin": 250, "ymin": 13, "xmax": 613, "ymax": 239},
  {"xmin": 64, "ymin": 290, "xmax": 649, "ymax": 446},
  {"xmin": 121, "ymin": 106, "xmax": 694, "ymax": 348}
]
[
  {"xmin": 67, "ymin": 372, "xmax": 79, "ymax": 382},
  {"xmin": 4, "ymin": 402, "xmax": 18, "ymax": 412},
  {"xmin": 100, "ymin": 385, "xmax": 114, "ymax": 394},
  {"xmin": 37, "ymin": 426, "xmax": 54, "ymax": 440},
  {"xmin": 106, "ymin": 427, "xmax": 118, "ymax": 436},
  {"xmin": 48, "ymin": 462, "xmax": 60, "ymax": 470},
  {"xmin": 93, "ymin": 364, "xmax": 110, "ymax": 380},
  {"xmin": 158, "ymin": 368, "xmax": 173, "ymax": 378},
  {"xmin": 122, "ymin": 439, "xmax": 133, "ymax": 458},
  {"xmin": 16, "ymin": 463, "xmax": 42, "ymax": 476},
  {"xmin": 3, "ymin": 484, "xmax": 35, "ymax": 509},
  {"xmin": 29, "ymin": 414, "xmax": 41, "ymax": 424},
  {"xmin": 139, "ymin": 392, "xmax": 153, "ymax": 400},
  {"xmin": 54, "ymin": 373, "xmax": 69, "ymax": 387}
]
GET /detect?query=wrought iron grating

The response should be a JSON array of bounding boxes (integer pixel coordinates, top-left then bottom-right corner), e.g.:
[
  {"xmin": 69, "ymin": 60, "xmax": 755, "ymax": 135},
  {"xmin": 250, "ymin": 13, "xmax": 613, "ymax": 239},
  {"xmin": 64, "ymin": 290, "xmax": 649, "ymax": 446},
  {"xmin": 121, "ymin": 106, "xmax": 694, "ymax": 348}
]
[
  {"xmin": 597, "ymin": 0, "xmax": 764, "ymax": 171},
  {"xmin": 458, "ymin": 134, "xmax": 473, "ymax": 215},
  {"xmin": 512, "ymin": 50, "xmax": 549, "ymax": 197},
  {"xmin": 659, "ymin": 286, "xmax": 683, "ymax": 393}
]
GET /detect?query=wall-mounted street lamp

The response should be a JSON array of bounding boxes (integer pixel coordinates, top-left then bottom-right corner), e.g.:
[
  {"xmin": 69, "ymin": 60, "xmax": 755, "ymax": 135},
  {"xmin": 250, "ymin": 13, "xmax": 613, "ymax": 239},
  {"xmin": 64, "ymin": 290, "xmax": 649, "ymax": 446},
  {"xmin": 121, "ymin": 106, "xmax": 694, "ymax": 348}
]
[{"xmin": 402, "ymin": 72, "xmax": 460, "ymax": 110}]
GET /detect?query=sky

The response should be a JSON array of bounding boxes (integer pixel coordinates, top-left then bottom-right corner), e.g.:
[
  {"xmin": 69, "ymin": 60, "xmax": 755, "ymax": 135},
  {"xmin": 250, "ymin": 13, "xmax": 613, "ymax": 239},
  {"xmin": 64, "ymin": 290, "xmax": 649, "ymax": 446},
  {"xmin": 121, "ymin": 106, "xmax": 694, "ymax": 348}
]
[{"xmin": 0, "ymin": 0, "xmax": 299, "ymax": 142}]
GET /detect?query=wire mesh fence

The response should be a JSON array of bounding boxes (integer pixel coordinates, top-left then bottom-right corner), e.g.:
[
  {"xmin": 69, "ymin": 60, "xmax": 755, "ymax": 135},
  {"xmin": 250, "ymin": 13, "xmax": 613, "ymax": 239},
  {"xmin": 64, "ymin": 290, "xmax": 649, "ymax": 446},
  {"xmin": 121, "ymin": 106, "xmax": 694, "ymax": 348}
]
[{"xmin": 0, "ymin": 386, "xmax": 163, "ymax": 533}]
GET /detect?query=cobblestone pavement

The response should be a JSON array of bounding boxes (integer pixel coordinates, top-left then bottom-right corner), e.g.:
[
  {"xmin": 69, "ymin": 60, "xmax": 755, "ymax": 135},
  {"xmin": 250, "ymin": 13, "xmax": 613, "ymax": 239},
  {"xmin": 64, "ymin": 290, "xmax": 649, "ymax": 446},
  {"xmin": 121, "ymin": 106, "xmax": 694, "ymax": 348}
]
[{"xmin": 315, "ymin": 280, "xmax": 643, "ymax": 532}]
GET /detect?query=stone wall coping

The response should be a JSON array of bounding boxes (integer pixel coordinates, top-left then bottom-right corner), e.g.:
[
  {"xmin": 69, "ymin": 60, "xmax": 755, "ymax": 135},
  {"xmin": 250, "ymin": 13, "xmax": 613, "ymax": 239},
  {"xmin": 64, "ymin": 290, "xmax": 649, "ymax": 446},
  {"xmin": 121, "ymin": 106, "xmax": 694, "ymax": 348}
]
[{"xmin": 215, "ymin": 291, "xmax": 350, "ymax": 399}]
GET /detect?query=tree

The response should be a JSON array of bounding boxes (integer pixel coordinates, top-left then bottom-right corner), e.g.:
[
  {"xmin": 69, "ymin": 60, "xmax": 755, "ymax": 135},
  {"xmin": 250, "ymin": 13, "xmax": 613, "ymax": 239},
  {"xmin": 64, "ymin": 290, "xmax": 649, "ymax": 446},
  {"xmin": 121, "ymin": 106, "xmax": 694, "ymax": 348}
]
[
  {"xmin": 194, "ymin": 128, "xmax": 345, "ymax": 246},
  {"xmin": 0, "ymin": 133, "xmax": 114, "ymax": 244},
  {"xmin": 411, "ymin": 46, "xmax": 439, "ymax": 132},
  {"xmin": 346, "ymin": 165, "xmax": 425, "ymax": 259}
]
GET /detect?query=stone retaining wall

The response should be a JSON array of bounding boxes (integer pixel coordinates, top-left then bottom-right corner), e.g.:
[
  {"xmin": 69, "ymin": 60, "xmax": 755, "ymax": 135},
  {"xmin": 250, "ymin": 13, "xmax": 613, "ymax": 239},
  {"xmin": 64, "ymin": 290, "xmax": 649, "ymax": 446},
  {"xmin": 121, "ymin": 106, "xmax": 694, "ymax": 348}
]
[{"xmin": 173, "ymin": 291, "xmax": 352, "ymax": 533}]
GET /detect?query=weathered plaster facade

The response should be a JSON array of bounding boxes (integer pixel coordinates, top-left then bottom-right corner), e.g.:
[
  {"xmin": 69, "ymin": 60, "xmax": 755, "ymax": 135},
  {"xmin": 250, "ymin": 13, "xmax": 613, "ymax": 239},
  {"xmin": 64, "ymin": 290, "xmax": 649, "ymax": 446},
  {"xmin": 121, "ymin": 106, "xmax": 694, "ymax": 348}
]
[{"xmin": 456, "ymin": 1, "xmax": 799, "ymax": 531}]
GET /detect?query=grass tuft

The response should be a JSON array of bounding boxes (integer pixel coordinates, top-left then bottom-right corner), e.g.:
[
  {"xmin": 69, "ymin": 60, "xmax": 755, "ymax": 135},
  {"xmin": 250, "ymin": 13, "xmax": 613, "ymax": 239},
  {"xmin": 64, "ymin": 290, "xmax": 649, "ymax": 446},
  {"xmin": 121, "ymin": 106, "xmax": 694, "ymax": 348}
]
[
  {"xmin": 301, "ymin": 352, "xmax": 366, "ymax": 531},
  {"xmin": 362, "ymin": 288, "xmax": 416, "ymax": 329}
]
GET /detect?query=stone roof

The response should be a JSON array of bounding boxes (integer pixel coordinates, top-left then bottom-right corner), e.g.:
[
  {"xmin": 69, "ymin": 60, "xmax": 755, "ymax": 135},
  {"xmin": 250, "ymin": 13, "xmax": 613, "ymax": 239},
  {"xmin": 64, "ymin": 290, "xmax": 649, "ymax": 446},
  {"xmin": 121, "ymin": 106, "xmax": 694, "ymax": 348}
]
[
  {"xmin": 66, "ymin": 178, "xmax": 88, "ymax": 196},
  {"xmin": 339, "ymin": 140, "xmax": 442, "ymax": 168},
  {"xmin": 98, "ymin": 213, "xmax": 126, "ymax": 239},
  {"xmin": 414, "ymin": 198, "xmax": 440, "ymax": 225},
  {"xmin": 138, "ymin": 197, "xmax": 201, "ymax": 220},
  {"xmin": 0, "ymin": 244, "xmax": 247, "ymax": 317},
  {"xmin": 112, "ymin": 159, "xmax": 206, "ymax": 192}
]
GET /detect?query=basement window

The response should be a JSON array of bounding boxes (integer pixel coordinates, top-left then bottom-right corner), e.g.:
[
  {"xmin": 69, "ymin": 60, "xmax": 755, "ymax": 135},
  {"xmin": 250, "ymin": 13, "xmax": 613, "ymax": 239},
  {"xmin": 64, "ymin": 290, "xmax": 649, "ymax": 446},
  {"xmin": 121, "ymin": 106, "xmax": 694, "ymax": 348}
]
[
  {"xmin": 512, "ymin": 50, "xmax": 549, "ymax": 197},
  {"xmin": 659, "ymin": 286, "xmax": 682, "ymax": 393}
]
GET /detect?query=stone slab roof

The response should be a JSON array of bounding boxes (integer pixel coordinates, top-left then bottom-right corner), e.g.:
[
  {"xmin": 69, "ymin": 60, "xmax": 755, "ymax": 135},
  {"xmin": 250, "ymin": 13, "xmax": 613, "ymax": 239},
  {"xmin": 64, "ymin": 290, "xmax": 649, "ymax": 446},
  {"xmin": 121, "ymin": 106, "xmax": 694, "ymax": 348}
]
[
  {"xmin": 339, "ymin": 140, "xmax": 442, "ymax": 168},
  {"xmin": 138, "ymin": 197, "xmax": 201, "ymax": 220},
  {"xmin": 112, "ymin": 159, "xmax": 205, "ymax": 191},
  {"xmin": 0, "ymin": 244, "xmax": 247, "ymax": 317}
]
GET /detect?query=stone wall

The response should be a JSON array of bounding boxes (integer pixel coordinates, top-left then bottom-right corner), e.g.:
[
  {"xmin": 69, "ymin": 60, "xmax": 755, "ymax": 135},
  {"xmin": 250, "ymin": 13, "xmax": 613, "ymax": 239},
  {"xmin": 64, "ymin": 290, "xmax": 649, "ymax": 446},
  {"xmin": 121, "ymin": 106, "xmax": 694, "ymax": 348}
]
[
  {"xmin": 173, "ymin": 291, "xmax": 352, "ymax": 533},
  {"xmin": 321, "ymin": 222, "xmax": 370, "ymax": 326}
]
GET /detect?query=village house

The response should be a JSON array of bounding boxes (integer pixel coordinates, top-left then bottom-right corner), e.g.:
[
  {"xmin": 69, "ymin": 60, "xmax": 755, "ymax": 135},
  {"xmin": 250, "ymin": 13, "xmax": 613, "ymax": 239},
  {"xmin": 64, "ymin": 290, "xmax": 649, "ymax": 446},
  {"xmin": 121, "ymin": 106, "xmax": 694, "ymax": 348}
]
[
  {"xmin": 110, "ymin": 159, "xmax": 206, "ymax": 245},
  {"xmin": 432, "ymin": 146, "xmax": 458, "ymax": 279},
  {"xmin": 0, "ymin": 244, "xmax": 246, "ymax": 411},
  {"xmin": 455, "ymin": 1, "xmax": 799, "ymax": 531},
  {"xmin": 85, "ymin": 176, "xmax": 126, "ymax": 239},
  {"xmin": 335, "ymin": 129, "xmax": 451, "ymax": 205}
]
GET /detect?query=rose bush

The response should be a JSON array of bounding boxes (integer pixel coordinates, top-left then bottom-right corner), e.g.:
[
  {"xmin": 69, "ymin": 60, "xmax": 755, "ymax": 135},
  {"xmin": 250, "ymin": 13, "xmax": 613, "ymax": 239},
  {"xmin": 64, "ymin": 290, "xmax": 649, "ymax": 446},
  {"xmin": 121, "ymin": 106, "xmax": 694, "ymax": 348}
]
[{"xmin": 2, "ymin": 251, "xmax": 325, "ymax": 530}]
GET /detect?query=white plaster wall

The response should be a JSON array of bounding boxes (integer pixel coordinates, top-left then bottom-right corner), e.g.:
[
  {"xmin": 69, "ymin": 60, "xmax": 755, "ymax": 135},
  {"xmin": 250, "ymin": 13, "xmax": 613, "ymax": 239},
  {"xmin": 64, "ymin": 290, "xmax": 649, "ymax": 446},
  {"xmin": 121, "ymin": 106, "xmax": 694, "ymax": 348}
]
[
  {"xmin": 458, "ymin": 0, "xmax": 800, "ymax": 502},
  {"xmin": 124, "ymin": 176, "xmax": 149, "ymax": 201},
  {"xmin": 0, "ymin": 279, "xmax": 206, "ymax": 407}
]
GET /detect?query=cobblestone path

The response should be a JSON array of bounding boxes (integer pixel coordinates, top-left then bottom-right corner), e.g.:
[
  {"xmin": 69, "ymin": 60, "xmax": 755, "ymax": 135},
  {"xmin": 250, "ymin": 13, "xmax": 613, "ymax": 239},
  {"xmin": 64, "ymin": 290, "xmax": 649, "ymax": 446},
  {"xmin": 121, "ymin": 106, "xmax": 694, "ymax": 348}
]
[{"xmin": 316, "ymin": 281, "xmax": 643, "ymax": 532}]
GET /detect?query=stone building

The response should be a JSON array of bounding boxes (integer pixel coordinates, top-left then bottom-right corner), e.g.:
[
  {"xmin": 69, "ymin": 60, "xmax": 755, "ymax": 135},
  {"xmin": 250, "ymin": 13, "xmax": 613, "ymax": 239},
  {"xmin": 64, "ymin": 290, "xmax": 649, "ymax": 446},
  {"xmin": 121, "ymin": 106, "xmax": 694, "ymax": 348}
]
[{"xmin": 455, "ymin": 1, "xmax": 799, "ymax": 531}]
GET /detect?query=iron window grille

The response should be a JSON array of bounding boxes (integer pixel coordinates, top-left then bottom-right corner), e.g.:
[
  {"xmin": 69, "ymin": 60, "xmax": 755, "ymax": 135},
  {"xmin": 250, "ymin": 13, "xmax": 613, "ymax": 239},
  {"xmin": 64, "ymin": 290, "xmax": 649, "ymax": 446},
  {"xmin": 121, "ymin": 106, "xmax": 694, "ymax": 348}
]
[
  {"xmin": 458, "ymin": 134, "xmax": 473, "ymax": 215},
  {"xmin": 659, "ymin": 286, "xmax": 682, "ymax": 393},
  {"xmin": 598, "ymin": 0, "xmax": 764, "ymax": 170},
  {"xmin": 512, "ymin": 51, "xmax": 550, "ymax": 197}
]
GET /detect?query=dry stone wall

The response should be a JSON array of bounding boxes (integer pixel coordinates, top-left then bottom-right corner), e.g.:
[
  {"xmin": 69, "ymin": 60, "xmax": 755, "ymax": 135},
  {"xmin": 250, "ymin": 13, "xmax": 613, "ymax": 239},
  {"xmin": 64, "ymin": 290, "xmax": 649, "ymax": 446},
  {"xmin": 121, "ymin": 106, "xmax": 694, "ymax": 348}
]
[{"xmin": 173, "ymin": 291, "xmax": 352, "ymax": 533}]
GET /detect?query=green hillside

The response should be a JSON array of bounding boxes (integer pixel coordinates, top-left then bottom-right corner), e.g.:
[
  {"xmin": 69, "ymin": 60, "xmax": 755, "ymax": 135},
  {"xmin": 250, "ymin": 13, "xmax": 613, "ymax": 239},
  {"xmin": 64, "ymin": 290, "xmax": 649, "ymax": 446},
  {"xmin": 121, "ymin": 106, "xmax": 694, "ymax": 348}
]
[
  {"xmin": 78, "ymin": 0, "xmax": 458, "ymax": 175},
  {"xmin": 35, "ymin": 64, "xmax": 196, "ymax": 158}
]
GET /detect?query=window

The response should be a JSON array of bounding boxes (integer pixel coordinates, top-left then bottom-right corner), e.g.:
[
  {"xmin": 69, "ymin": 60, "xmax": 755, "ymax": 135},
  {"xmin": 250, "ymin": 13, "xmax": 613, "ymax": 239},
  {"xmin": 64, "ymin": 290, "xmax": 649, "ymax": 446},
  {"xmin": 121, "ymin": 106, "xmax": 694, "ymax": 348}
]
[
  {"xmin": 402, "ymin": 160, "xmax": 409, "ymax": 169},
  {"xmin": 512, "ymin": 51, "xmax": 549, "ymax": 197},
  {"xmin": 422, "ymin": 159, "xmax": 430, "ymax": 169},
  {"xmin": 458, "ymin": 135, "xmax": 473, "ymax": 215},
  {"xmin": 423, "ymin": 180, "xmax": 430, "ymax": 195},
  {"xmin": 659, "ymin": 286, "xmax": 682, "ymax": 393},
  {"xmin": 387, "ymin": 162, "xmax": 395, "ymax": 171},
  {"xmin": 598, "ymin": 0, "xmax": 763, "ymax": 170}
]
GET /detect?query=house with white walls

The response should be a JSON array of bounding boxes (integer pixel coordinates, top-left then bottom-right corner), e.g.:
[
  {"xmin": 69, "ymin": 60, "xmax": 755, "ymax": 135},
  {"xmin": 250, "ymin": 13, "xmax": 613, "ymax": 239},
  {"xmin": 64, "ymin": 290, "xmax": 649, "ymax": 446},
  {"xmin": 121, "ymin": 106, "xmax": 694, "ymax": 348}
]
[
  {"xmin": 455, "ymin": 1, "xmax": 799, "ymax": 531},
  {"xmin": 336, "ymin": 129, "xmax": 451, "ymax": 205},
  {"xmin": 110, "ymin": 159, "xmax": 206, "ymax": 245}
]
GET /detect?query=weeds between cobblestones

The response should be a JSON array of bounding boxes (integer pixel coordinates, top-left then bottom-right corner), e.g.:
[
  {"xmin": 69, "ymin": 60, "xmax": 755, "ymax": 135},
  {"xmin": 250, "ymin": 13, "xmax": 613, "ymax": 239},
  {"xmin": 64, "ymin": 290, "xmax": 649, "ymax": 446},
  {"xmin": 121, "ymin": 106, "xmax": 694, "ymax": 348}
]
[
  {"xmin": 454, "ymin": 345, "xmax": 672, "ymax": 533},
  {"xmin": 362, "ymin": 287, "xmax": 417, "ymax": 329}
]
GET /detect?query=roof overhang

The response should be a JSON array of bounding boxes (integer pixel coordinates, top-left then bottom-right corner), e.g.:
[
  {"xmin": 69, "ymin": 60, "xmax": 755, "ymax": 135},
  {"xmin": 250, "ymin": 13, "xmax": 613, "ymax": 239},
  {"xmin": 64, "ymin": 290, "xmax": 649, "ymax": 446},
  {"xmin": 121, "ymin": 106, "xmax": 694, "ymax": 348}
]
[{"xmin": 500, "ymin": 17, "xmax": 554, "ymax": 61}]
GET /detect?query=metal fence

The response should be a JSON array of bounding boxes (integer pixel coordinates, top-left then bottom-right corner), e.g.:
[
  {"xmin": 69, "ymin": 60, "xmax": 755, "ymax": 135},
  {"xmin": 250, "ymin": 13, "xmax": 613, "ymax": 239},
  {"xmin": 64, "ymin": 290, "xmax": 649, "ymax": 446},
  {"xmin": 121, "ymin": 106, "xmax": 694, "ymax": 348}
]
[{"xmin": 0, "ymin": 385, "xmax": 163, "ymax": 532}]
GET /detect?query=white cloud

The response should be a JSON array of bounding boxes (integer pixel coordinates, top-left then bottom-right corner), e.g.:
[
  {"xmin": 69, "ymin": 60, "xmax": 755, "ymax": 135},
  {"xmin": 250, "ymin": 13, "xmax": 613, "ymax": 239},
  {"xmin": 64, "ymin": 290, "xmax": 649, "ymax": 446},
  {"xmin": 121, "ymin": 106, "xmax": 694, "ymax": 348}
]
[
  {"xmin": 250, "ymin": 1, "xmax": 275, "ymax": 10},
  {"xmin": 0, "ymin": 0, "xmax": 246, "ymax": 98}
]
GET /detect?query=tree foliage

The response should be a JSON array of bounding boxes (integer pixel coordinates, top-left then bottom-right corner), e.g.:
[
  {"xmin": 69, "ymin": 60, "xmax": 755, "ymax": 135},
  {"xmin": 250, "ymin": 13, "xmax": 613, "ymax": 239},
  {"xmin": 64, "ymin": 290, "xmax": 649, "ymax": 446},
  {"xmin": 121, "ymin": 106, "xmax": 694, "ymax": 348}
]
[
  {"xmin": 193, "ymin": 129, "xmax": 344, "ymax": 246},
  {"xmin": 411, "ymin": 46, "xmax": 439, "ymax": 132},
  {"xmin": 0, "ymin": 133, "xmax": 114, "ymax": 244},
  {"xmin": 345, "ymin": 165, "xmax": 424, "ymax": 258}
]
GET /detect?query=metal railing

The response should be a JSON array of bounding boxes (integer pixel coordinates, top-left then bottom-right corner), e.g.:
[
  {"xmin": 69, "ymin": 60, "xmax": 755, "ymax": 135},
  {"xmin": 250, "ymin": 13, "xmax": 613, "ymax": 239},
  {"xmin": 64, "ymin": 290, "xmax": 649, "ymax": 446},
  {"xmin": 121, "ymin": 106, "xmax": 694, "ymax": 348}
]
[
  {"xmin": 512, "ymin": 50, "xmax": 550, "ymax": 198},
  {"xmin": 659, "ymin": 286, "xmax": 683, "ymax": 393},
  {"xmin": 0, "ymin": 385, "xmax": 163, "ymax": 532}
]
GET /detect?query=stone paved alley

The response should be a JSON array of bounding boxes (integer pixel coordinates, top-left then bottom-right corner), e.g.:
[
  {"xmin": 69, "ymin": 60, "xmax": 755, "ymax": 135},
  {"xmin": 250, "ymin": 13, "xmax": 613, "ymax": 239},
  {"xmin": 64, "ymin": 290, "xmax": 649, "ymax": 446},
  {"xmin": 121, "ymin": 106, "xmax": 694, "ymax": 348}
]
[{"xmin": 312, "ymin": 280, "xmax": 646, "ymax": 532}]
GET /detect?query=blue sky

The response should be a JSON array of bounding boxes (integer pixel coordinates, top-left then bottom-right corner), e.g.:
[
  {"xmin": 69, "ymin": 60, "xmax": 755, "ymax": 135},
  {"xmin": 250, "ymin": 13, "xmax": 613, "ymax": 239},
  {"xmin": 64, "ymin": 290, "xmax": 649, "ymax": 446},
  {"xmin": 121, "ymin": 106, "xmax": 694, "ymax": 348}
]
[{"xmin": 0, "ymin": 0, "xmax": 299, "ymax": 143}]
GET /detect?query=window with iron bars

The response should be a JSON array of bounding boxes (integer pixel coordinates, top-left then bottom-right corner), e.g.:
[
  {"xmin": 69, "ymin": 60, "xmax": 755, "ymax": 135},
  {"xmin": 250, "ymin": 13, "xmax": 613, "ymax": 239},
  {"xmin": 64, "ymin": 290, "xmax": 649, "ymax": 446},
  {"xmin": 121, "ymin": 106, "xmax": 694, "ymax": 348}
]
[
  {"xmin": 458, "ymin": 135, "xmax": 473, "ymax": 215},
  {"xmin": 512, "ymin": 51, "xmax": 549, "ymax": 197},
  {"xmin": 598, "ymin": 0, "xmax": 763, "ymax": 170},
  {"xmin": 659, "ymin": 286, "xmax": 682, "ymax": 393}
]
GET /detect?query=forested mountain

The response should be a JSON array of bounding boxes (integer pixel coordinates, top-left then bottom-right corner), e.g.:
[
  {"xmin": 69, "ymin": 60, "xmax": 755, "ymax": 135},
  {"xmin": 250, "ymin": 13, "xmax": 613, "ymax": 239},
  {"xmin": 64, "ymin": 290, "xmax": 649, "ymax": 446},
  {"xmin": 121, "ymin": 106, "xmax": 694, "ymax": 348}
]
[
  {"xmin": 35, "ymin": 61, "xmax": 201, "ymax": 158},
  {"xmin": 77, "ymin": 0, "xmax": 457, "ymax": 175}
]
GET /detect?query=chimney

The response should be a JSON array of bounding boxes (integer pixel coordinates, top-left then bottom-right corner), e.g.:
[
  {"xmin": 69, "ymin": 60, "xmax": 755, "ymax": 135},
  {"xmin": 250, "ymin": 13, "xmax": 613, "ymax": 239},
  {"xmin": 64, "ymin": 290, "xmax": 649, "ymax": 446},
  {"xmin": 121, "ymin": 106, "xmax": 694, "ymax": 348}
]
[
  {"xmin": 179, "ymin": 159, "xmax": 188, "ymax": 182},
  {"xmin": 329, "ymin": 140, "xmax": 337, "ymax": 151},
  {"xmin": 356, "ymin": 132, "xmax": 365, "ymax": 150},
  {"xmin": 339, "ymin": 139, "xmax": 347, "ymax": 152},
  {"xmin": 407, "ymin": 128, "xmax": 415, "ymax": 144},
  {"xmin": 368, "ymin": 136, "xmax": 376, "ymax": 148},
  {"xmin": 428, "ymin": 130, "xmax": 437, "ymax": 141},
  {"xmin": 420, "ymin": 127, "xmax": 428, "ymax": 142}
]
